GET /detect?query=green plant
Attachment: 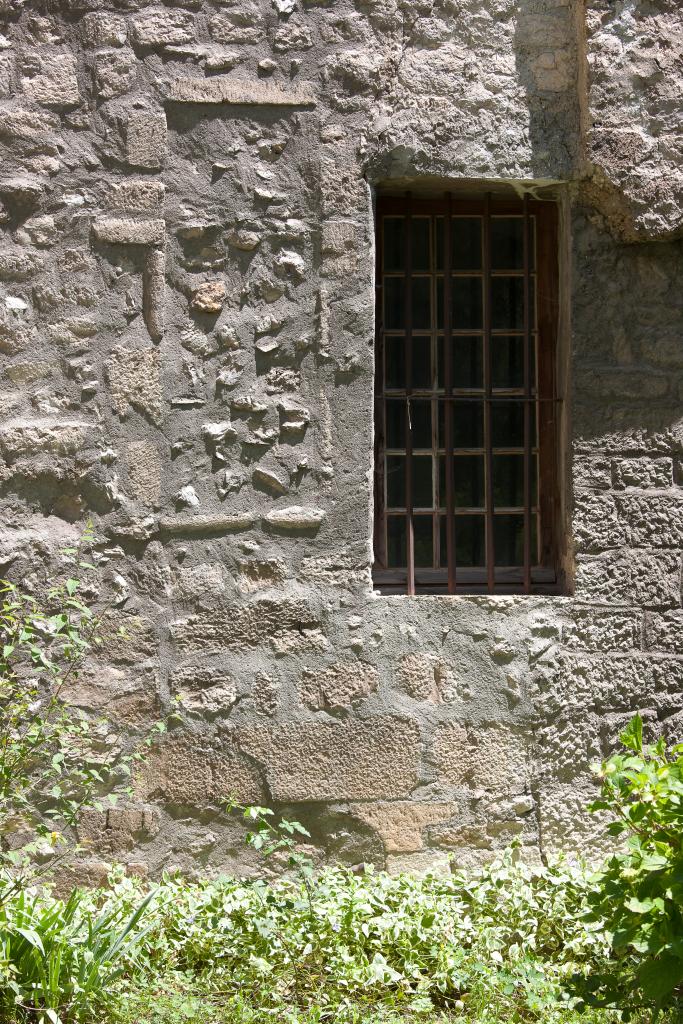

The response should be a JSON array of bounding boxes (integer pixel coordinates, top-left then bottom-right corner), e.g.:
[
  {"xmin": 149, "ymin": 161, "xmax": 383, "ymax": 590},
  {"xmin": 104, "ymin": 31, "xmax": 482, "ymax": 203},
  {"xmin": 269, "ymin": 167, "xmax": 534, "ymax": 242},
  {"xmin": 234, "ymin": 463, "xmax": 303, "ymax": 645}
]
[
  {"xmin": 573, "ymin": 715, "xmax": 683, "ymax": 1019},
  {"xmin": 0, "ymin": 530, "xmax": 166, "ymax": 896},
  {"xmin": 100, "ymin": 848, "xmax": 610, "ymax": 1024},
  {"xmin": 0, "ymin": 878, "xmax": 153, "ymax": 1024}
]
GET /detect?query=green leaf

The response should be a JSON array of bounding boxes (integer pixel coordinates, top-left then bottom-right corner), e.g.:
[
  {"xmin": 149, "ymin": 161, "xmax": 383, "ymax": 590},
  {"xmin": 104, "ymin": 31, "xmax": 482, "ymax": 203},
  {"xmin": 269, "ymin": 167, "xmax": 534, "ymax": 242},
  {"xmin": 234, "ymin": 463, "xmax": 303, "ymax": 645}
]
[
  {"xmin": 638, "ymin": 954, "xmax": 683, "ymax": 1003},
  {"xmin": 620, "ymin": 715, "xmax": 643, "ymax": 754}
]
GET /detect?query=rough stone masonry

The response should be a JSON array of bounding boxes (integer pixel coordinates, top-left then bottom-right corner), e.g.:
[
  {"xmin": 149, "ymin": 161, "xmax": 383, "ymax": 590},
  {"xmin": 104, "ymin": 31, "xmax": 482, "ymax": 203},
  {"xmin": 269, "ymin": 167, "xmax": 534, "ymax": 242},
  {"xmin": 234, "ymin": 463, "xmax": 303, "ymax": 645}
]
[{"xmin": 0, "ymin": 0, "xmax": 681, "ymax": 882}]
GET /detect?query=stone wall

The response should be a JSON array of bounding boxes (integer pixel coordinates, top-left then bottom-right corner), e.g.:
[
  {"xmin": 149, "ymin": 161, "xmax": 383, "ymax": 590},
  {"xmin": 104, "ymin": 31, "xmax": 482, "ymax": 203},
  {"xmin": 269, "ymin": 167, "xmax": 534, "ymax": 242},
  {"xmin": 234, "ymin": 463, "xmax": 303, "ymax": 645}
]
[{"xmin": 0, "ymin": 0, "xmax": 681, "ymax": 880}]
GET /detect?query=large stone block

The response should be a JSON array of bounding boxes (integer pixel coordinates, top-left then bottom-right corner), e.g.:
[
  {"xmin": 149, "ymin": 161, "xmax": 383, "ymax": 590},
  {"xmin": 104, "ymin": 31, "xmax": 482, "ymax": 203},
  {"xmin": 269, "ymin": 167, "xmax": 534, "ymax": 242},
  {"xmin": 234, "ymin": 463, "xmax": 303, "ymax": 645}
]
[
  {"xmin": 433, "ymin": 724, "xmax": 529, "ymax": 792},
  {"xmin": 575, "ymin": 550, "xmax": 681, "ymax": 608},
  {"xmin": 82, "ymin": 12, "xmax": 127, "ymax": 48},
  {"xmin": 0, "ymin": 248, "xmax": 43, "ymax": 282},
  {"xmin": 397, "ymin": 653, "xmax": 453, "ymax": 703},
  {"xmin": 613, "ymin": 458, "xmax": 673, "ymax": 490},
  {"xmin": 645, "ymin": 611, "xmax": 683, "ymax": 654},
  {"xmin": 137, "ymin": 735, "xmax": 262, "ymax": 806},
  {"xmin": 534, "ymin": 653, "xmax": 683, "ymax": 717},
  {"xmin": 94, "ymin": 49, "xmax": 137, "ymax": 100},
  {"xmin": 166, "ymin": 76, "xmax": 316, "ymax": 106},
  {"xmin": 349, "ymin": 801, "xmax": 456, "ymax": 853},
  {"xmin": 237, "ymin": 717, "xmax": 421, "ymax": 801},
  {"xmin": 618, "ymin": 494, "xmax": 683, "ymax": 548},
  {"xmin": 93, "ymin": 217, "xmax": 165, "ymax": 246},
  {"xmin": 0, "ymin": 419, "xmax": 91, "ymax": 461},
  {"xmin": 537, "ymin": 779, "xmax": 612, "ymax": 857},
  {"xmin": 172, "ymin": 598, "xmax": 318, "ymax": 652},
  {"xmin": 563, "ymin": 608, "xmax": 642, "ymax": 653},
  {"xmin": 572, "ymin": 492, "xmax": 627, "ymax": 553},
  {"xmin": 126, "ymin": 440, "xmax": 162, "ymax": 505}
]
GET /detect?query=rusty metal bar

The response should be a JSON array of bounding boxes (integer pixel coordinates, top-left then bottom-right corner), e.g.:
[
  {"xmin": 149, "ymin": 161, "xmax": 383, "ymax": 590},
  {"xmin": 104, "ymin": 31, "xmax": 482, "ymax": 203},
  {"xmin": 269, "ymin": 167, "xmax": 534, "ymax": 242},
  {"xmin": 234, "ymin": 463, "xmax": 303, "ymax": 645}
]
[
  {"xmin": 483, "ymin": 193, "xmax": 495, "ymax": 592},
  {"xmin": 522, "ymin": 194, "xmax": 532, "ymax": 593},
  {"xmin": 404, "ymin": 193, "xmax": 415, "ymax": 595},
  {"xmin": 443, "ymin": 194, "xmax": 456, "ymax": 592}
]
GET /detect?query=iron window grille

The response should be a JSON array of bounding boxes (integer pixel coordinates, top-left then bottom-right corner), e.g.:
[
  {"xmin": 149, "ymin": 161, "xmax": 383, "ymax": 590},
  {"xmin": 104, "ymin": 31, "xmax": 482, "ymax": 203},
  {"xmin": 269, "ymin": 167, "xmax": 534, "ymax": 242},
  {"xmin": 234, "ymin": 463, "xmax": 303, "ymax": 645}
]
[{"xmin": 373, "ymin": 193, "xmax": 561, "ymax": 595}]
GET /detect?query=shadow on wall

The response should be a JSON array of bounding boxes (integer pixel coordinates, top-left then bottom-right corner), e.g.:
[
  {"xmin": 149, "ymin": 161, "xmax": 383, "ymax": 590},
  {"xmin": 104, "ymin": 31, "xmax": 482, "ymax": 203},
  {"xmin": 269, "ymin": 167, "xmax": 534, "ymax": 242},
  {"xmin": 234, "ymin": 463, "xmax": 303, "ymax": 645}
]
[{"xmin": 513, "ymin": 0, "xmax": 582, "ymax": 181}]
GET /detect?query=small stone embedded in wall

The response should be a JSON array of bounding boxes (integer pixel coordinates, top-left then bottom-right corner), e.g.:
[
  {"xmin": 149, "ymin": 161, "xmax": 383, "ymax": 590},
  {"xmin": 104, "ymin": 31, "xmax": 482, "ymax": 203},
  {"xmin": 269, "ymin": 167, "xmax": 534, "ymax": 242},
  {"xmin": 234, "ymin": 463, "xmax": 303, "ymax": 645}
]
[{"xmin": 191, "ymin": 281, "xmax": 227, "ymax": 314}]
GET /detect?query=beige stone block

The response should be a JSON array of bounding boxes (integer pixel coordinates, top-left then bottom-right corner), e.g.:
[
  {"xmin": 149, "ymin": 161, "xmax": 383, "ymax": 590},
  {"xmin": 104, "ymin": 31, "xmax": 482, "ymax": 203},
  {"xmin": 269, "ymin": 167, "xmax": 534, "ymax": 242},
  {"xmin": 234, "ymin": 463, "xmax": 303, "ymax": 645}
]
[
  {"xmin": 159, "ymin": 514, "xmax": 255, "ymax": 536},
  {"xmin": 349, "ymin": 801, "xmax": 456, "ymax": 853},
  {"xmin": 434, "ymin": 723, "xmax": 529, "ymax": 791},
  {"xmin": 63, "ymin": 663, "xmax": 159, "ymax": 726},
  {"xmin": 96, "ymin": 612, "xmax": 159, "ymax": 666},
  {"xmin": 93, "ymin": 217, "xmax": 165, "ymax": 247},
  {"xmin": 170, "ymin": 664, "xmax": 237, "ymax": 715},
  {"xmin": 131, "ymin": 8, "xmax": 195, "ymax": 47},
  {"xmin": 208, "ymin": 9, "xmax": 263, "ymax": 46},
  {"xmin": 238, "ymin": 558, "xmax": 288, "ymax": 591},
  {"xmin": 0, "ymin": 419, "xmax": 90, "ymax": 460},
  {"xmin": 143, "ymin": 247, "xmax": 165, "ymax": 342},
  {"xmin": 94, "ymin": 48, "xmax": 137, "ymax": 99},
  {"xmin": 82, "ymin": 13, "xmax": 127, "ymax": 48},
  {"xmin": 126, "ymin": 110, "xmax": 167, "ymax": 170},
  {"xmin": 0, "ymin": 54, "xmax": 12, "ymax": 99},
  {"xmin": 300, "ymin": 661, "xmax": 379, "ymax": 710},
  {"xmin": 136, "ymin": 735, "xmax": 262, "ymax": 806},
  {"xmin": 21, "ymin": 53, "xmax": 80, "ymax": 109},
  {"xmin": 397, "ymin": 653, "xmax": 451, "ymax": 703},
  {"xmin": 5, "ymin": 361, "xmax": 53, "ymax": 385},
  {"xmin": 172, "ymin": 597, "xmax": 316, "ymax": 652},
  {"xmin": 271, "ymin": 627, "xmax": 329, "ymax": 655},
  {"xmin": 166, "ymin": 76, "xmax": 316, "ymax": 106},
  {"xmin": 237, "ymin": 716, "xmax": 420, "ymax": 801},
  {"xmin": 110, "ymin": 180, "xmax": 165, "ymax": 215},
  {"xmin": 127, "ymin": 440, "xmax": 162, "ymax": 505},
  {"xmin": 107, "ymin": 345, "xmax": 162, "ymax": 425}
]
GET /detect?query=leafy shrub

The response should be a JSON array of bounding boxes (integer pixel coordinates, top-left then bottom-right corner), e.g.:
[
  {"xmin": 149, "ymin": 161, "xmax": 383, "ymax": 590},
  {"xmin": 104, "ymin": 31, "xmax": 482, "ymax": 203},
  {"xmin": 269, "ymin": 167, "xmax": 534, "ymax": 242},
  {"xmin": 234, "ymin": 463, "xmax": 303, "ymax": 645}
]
[
  {"xmin": 99, "ymin": 851, "xmax": 610, "ymax": 1023},
  {"xmin": 574, "ymin": 715, "xmax": 683, "ymax": 1019}
]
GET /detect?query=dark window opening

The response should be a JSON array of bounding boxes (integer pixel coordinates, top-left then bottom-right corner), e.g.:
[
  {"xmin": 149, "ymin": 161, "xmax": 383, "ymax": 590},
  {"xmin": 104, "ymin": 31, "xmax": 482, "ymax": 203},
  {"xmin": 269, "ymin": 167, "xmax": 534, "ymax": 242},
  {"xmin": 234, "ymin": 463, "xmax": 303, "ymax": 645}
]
[{"xmin": 373, "ymin": 193, "xmax": 561, "ymax": 595}]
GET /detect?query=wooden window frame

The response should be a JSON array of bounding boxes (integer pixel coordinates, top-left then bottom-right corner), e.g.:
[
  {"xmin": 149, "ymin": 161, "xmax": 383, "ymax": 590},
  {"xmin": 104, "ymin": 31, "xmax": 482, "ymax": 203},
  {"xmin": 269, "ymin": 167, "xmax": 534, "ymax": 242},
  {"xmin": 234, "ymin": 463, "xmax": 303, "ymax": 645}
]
[{"xmin": 373, "ymin": 193, "xmax": 561, "ymax": 595}]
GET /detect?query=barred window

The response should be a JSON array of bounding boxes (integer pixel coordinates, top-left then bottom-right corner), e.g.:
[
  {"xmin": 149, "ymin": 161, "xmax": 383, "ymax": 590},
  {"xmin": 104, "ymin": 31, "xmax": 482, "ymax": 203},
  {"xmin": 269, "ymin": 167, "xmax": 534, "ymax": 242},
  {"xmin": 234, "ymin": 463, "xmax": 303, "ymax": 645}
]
[{"xmin": 373, "ymin": 193, "xmax": 561, "ymax": 595}]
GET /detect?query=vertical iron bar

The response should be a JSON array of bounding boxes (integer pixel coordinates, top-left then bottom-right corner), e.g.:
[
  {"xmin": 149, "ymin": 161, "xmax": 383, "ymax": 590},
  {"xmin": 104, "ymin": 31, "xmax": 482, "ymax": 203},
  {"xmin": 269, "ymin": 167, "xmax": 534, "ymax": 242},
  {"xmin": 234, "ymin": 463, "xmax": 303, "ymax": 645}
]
[
  {"xmin": 443, "ymin": 194, "xmax": 456, "ymax": 593},
  {"xmin": 375, "ymin": 207, "xmax": 387, "ymax": 571},
  {"xmin": 404, "ymin": 193, "xmax": 415, "ymax": 595},
  {"xmin": 522, "ymin": 194, "xmax": 532, "ymax": 593},
  {"xmin": 483, "ymin": 193, "xmax": 495, "ymax": 592}
]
